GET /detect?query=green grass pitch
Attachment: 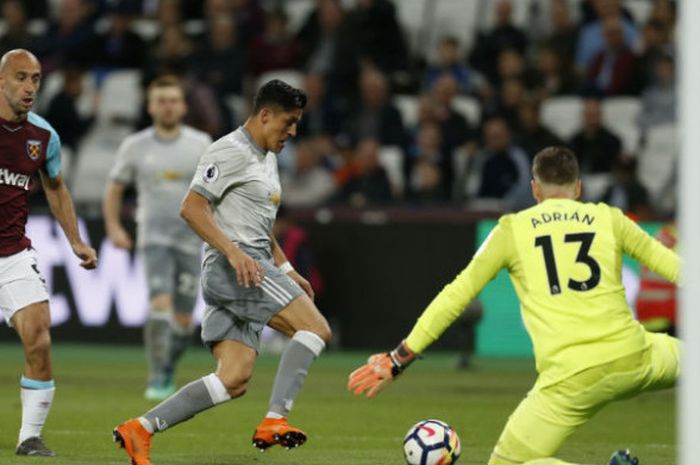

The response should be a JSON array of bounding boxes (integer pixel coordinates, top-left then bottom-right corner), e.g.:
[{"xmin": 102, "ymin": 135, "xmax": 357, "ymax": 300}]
[{"xmin": 0, "ymin": 344, "xmax": 675, "ymax": 464}]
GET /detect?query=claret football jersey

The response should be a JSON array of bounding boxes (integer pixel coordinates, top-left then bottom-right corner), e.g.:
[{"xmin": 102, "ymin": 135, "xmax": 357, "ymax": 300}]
[{"xmin": 0, "ymin": 112, "xmax": 61, "ymax": 257}]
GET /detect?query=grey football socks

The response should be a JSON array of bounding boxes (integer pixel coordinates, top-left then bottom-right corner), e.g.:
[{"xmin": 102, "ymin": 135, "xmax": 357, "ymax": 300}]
[
  {"xmin": 144, "ymin": 312, "xmax": 172, "ymax": 387},
  {"xmin": 165, "ymin": 321, "xmax": 194, "ymax": 383},
  {"xmin": 141, "ymin": 374, "xmax": 231, "ymax": 433},
  {"xmin": 268, "ymin": 331, "xmax": 326, "ymax": 417}
]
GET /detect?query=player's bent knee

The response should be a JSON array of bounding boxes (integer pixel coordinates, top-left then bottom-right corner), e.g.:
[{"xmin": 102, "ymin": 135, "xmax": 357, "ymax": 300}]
[
  {"xmin": 315, "ymin": 324, "xmax": 332, "ymax": 346},
  {"xmin": 24, "ymin": 331, "xmax": 52, "ymax": 375},
  {"xmin": 301, "ymin": 315, "xmax": 332, "ymax": 346},
  {"xmin": 219, "ymin": 374, "xmax": 251, "ymax": 398},
  {"xmin": 293, "ymin": 329, "xmax": 328, "ymax": 355},
  {"xmin": 23, "ymin": 325, "xmax": 51, "ymax": 354},
  {"xmin": 221, "ymin": 380, "xmax": 248, "ymax": 398},
  {"xmin": 150, "ymin": 294, "xmax": 173, "ymax": 311},
  {"xmin": 174, "ymin": 313, "xmax": 193, "ymax": 328}
]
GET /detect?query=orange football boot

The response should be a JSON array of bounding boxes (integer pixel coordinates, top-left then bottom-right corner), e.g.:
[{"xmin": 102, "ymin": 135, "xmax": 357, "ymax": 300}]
[
  {"xmin": 113, "ymin": 418, "xmax": 153, "ymax": 465},
  {"xmin": 252, "ymin": 417, "xmax": 307, "ymax": 451}
]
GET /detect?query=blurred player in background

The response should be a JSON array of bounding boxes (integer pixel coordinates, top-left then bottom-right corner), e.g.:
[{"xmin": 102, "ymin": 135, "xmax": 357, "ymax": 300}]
[
  {"xmin": 349, "ymin": 146, "xmax": 679, "ymax": 465},
  {"xmin": 635, "ymin": 222, "xmax": 677, "ymax": 336},
  {"xmin": 103, "ymin": 75, "xmax": 211, "ymax": 401},
  {"xmin": 113, "ymin": 80, "xmax": 332, "ymax": 465},
  {"xmin": 0, "ymin": 49, "xmax": 97, "ymax": 456}
]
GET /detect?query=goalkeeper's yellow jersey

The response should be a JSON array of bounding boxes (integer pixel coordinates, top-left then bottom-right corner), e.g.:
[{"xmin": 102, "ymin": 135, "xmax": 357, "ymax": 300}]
[{"xmin": 405, "ymin": 198, "xmax": 680, "ymax": 386}]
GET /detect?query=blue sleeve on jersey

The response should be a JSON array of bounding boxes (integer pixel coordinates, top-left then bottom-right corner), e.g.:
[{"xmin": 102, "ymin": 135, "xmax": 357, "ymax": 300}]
[{"xmin": 28, "ymin": 112, "xmax": 62, "ymax": 178}]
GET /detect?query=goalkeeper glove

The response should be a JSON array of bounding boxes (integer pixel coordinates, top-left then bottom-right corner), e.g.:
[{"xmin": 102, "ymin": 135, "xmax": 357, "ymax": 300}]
[{"xmin": 347, "ymin": 340, "xmax": 418, "ymax": 398}]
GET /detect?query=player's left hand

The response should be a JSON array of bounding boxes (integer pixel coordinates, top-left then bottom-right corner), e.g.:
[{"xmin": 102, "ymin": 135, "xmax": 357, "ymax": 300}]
[
  {"xmin": 348, "ymin": 353, "xmax": 395, "ymax": 398},
  {"xmin": 71, "ymin": 241, "xmax": 98, "ymax": 269},
  {"xmin": 348, "ymin": 340, "xmax": 418, "ymax": 398},
  {"xmin": 288, "ymin": 270, "xmax": 315, "ymax": 300}
]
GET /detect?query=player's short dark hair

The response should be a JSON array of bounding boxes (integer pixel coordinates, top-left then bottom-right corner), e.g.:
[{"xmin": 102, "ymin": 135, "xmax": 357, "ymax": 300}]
[
  {"xmin": 147, "ymin": 74, "xmax": 184, "ymax": 97},
  {"xmin": 252, "ymin": 79, "xmax": 307, "ymax": 114},
  {"xmin": 532, "ymin": 146, "xmax": 579, "ymax": 185},
  {"xmin": 439, "ymin": 35, "xmax": 460, "ymax": 48}
]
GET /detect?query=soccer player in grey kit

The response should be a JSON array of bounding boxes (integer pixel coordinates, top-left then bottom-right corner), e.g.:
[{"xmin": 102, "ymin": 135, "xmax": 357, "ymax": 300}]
[
  {"xmin": 113, "ymin": 80, "xmax": 331, "ymax": 465},
  {"xmin": 103, "ymin": 75, "xmax": 212, "ymax": 401}
]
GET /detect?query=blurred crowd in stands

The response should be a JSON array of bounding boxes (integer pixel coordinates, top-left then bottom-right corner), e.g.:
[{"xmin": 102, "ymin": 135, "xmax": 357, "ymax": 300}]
[{"xmin": 0, "ymin": 0, "xmax": 678, "ymax": 218}]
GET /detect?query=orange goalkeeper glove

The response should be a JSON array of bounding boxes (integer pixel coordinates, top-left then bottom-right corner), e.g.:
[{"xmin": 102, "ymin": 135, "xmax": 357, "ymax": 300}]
[{"xmin": 347, "ymin": 340, "xmax": 418, "ymax": 398}]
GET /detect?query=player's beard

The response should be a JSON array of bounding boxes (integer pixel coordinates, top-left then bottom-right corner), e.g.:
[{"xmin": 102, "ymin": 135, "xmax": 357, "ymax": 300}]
[
  {"xmin": 9, "ymin": 100, "xmax": 30, "ymax": 121},
  {"xmin": 158, "ymin": 119, "xmax": 180, "ymax": 131}
]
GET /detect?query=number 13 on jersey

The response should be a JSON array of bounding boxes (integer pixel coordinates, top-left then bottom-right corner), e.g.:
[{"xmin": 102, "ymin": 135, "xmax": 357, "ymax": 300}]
[{"xmin": 534, "ymin": 233, "xmax": 601, "ymax": 295}]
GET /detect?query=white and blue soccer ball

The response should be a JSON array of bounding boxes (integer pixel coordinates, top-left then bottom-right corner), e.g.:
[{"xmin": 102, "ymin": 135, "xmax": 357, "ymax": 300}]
[{"xmin": 403, "ymin": 419, "xmax": 461, "ymax": 465}]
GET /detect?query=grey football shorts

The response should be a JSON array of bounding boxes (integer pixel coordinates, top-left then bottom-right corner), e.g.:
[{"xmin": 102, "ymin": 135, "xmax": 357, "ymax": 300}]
[
  {"xmin": 200, "ymin": 245, "xmax": 305, "ymax": 352},
  {"xmin": 141, "ymin": 244, "xmax": 201, "ymax": 314}
]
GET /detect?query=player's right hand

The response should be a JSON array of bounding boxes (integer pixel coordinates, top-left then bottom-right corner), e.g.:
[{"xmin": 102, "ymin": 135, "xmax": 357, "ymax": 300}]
[
  {"xmin": 108, "ymin": 227, "xmax": 133, "ymax": 250},
  {"xmin": 227, "ymin": 250, "xmax": 264, "ymax": 288}
]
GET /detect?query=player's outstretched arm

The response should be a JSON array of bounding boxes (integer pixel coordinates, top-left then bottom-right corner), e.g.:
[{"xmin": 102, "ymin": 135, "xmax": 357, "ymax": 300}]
[
  {"xmin": 348, "ymin": 340, "xmax": 418, "ymax": 398},
  {"xmin": 39, "ymin": 172, "xmax": 97, "ymax": 269}
]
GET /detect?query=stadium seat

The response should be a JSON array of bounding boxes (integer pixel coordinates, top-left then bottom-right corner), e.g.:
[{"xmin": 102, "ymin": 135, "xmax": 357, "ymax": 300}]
[
  {"xmin": 378, "ymin": 145, "xmax": 405, "ymax": 198},
  {"xmin": 36, "ymin": 71, "xmax": 97, "ymax": 116},
  {"xmin": 71, "ymin": 124, "xmax": 133, "ymax": 204},
  {"xmin": 581, "ymin": 173, "xmax": 612, "ymax": 202},
  {"xmin": 614, "ymin": 124, "xmax": 641, "ymax": 156},
  {"xmin": 453, "ymin": 95, "xmax": 481, "ymax": 126},
  {"xmin": 36, "ymin": 72, "xmax": 64, "ymax": 114},
  {"xmin": 541, "ymin": 96, "xmax": 583, "ymax": 140},
  {"xmin": 603, "ymin": 97, "xmax": 641, "ymax": 128},
  {"xmin": 623, "ymin": 0, "xmax": 653, "ymax": 26},
  {"xmin": 602, "ymin": 97, "xmax": 642, "ymax": 154},
  {"xmin": 256, "ymin": 70, "xmax": 304, "ymax": 91},
  {"xmin": 130, "ymin": 18, "xmax": 159, "ymax": 41},
  {"xmin": 393, "ymin": 94, "xmax": 419, "ymax": 128},
  {"xmin": 282, "ymin": 0, "xmax": 315, "ymax": 34},
  {"xmin": 637, "ymin": 123, "xmax": 677, "ymax": 210},
  {"xmin": 183, "ymin": 19, "xmax": 205, "ymax": 36},
  {"xmin": 225, "ymin": 94, "xmax": 249, "ymax": 126},
  {"xmin": 27, "ymin": 18, "xmax": 48, "ymax": 36},
  {"xmin": 97, "ymin": 70, "xmax": 143, "ymax": 124},
  {"xmin": 60, "ymin": 146, "xmax": 74, "ymax": 184}
]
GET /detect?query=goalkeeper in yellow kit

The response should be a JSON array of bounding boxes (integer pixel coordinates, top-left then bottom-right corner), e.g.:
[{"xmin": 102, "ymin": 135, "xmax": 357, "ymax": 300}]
[{"xmin": 348, "ymin": 146, "xmax": 680, "ymax": 465}]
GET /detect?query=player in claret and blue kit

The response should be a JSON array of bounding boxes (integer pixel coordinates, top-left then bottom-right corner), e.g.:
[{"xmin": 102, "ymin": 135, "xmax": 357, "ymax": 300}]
[
  {"xmin": 349, "ymin": 146, "xmax": 679, "ymax": 465},
  {"xmin": 0, "ymin": 49, "xmax": 97, "ymax": 457}
]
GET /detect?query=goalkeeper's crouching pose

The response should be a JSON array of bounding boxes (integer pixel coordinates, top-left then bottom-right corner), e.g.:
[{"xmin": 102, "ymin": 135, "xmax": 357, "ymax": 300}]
[{"xmin": 349, "ymin": 146, "xmax": 680, "ymax": 465}]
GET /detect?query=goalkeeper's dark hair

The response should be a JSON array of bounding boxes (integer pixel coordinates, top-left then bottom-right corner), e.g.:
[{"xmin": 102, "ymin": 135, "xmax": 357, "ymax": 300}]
[
  {"xmin": 532, "ymin": 146, "xmax": 580, "ymax": 185},
  {"xmin": 252, "ymin": 79, "xmax": 307, "ymax": 114}
]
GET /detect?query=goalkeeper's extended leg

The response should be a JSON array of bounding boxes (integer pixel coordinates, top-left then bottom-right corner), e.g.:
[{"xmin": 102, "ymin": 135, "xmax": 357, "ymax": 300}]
[
  {"xmin": 520, "ymin": 449, "xmax": 639, "ymax": 465},
  {"xmin": 522, "ymin": 459, "xmax": 582, "ymax": 465}
]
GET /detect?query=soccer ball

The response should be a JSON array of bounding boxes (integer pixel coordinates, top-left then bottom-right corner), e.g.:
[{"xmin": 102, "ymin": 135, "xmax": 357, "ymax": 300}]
[{"xmin": 403, "ymin": 419, "xmax": 461, "ymax": 465}]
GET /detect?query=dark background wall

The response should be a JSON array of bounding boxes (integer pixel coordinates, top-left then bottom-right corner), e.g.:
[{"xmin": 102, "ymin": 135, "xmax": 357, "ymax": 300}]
[{"xmin": 304, "ymin": 212, "xmax": 477, "ymax": 349}]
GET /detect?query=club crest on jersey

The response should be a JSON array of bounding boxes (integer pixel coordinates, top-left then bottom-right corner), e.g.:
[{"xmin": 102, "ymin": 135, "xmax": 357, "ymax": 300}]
[
  {"xmin": 26, "ymin": 139, "xmax": 42, "ymax": 160},
  {"xmin": 270, "ymin": 191, "xmax": 281, "ymax": 206},
  {"xmin": 203, "ymin": 164, "xmax": 219, "ymax": 183}
]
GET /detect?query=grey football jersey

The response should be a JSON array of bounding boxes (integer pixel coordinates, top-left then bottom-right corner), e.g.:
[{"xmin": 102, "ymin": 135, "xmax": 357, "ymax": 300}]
[
  {"xmin": 189, "ymin": 127, "xmax": 281, "ymax": 260},
  {"xmin": 109, "ymin": 126, "xmax": 212, "ymax": 253}
]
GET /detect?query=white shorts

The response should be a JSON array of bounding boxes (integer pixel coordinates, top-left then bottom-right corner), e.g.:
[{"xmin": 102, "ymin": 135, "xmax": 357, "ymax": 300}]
[{"xmin": 0, "ymin": 248, "xmax": 49, "ymax": 327}]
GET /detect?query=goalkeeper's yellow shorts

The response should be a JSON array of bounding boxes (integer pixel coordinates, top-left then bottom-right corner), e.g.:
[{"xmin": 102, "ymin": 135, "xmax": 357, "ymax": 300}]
[{"xmin": 489, "ymin": 332, "xmax": 680, "ymax": 465}]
